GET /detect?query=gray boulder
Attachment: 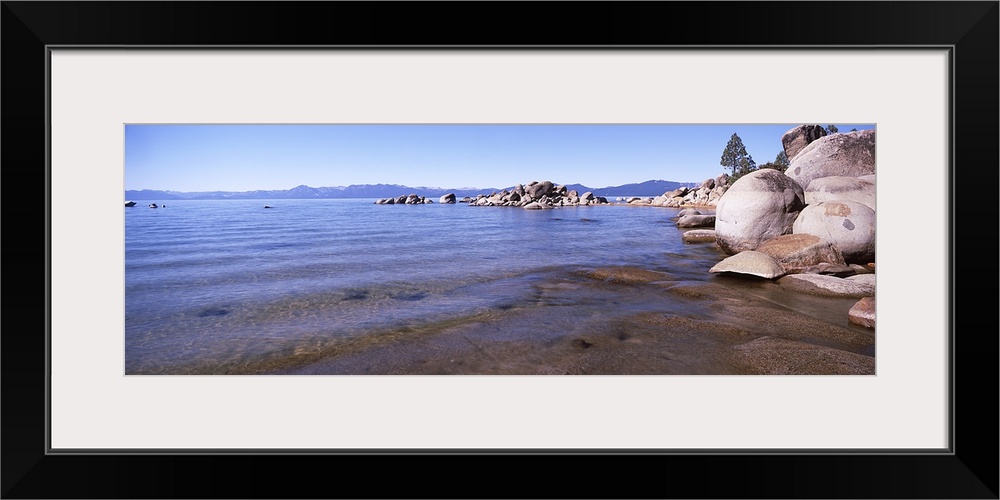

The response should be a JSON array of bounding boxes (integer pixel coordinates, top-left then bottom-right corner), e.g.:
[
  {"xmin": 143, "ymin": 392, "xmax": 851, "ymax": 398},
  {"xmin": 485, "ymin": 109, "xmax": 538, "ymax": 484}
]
[
  {"xmin": 709, "ymin": 251, "xmax": 786, "ymax": 279},
  {"xmin": 793, "ymin": 201, "xmax": 876, "ymax": 264},
  {"xmin": 786, "ymin": 129, "xmax": 876, "ymax": 190},
  {"xmin": 804, "ymin": 176, "xmax": 875, "ymax": 210},
  {"xmin": 677, "ymin": 214, "xmax": 716, "ymax": 228},
  {"xmin": 439, "ymin": 193, "xmax": 457, "ymax": 204},
  {"xmin": 665, "ymin": 187, "xmax": 688, "ymax": 198},
  {"xmin": 714, "ymin": 169, "xmax": 806, "ymax": 255},
  {"xmin": 715, "ymin": 173, "xmax": 730, "ymax": 189},
  {"xmin": 781, "ymin": 125, "xmax": 827, "ymax": 161},
  {"xmin": 677, "ymin": 208, "xmax": 702, "ymax": 217},
  {"xmin": 525, "ymin": 181, "xmax": 554, "ymax": 200}
]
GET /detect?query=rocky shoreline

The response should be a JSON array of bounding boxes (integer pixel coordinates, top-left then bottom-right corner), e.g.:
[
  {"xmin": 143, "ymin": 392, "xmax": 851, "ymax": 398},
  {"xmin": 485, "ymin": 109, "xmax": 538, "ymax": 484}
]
[{"xmin": 371, "ymin": 124, "xmax": 876, "ymax": 343}]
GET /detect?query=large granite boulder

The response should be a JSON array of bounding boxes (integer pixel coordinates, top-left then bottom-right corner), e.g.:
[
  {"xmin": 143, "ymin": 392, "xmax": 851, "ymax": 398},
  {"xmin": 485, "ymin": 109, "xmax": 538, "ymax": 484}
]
[
  {"xmin": 793, "ymin": 201, "xmax": 876, "ymax": 264},
  {"xmin": 755, "ymin": 233, "xmax": 846, "ymax": 273},
  {"xmin": 525, "ymin": 181, "xmax": 554, "ymax": 200},
  {"xmin": 804, "ymin": 176, "xmax": 875, "ymax": 210},
  {"xmin": 714, "ymin": 169, "xmax": 806, "ymax": 255},
  {"xmin": 439, "ymin": 193, "xmax": 457, "ymax": 204},
  {"xmin": 781, "ymin": 125, "xmax": 827, "ymax": 161},
  {"xmin": 786, "ymin": 129, "xmax": 876, "ymax": 190}
]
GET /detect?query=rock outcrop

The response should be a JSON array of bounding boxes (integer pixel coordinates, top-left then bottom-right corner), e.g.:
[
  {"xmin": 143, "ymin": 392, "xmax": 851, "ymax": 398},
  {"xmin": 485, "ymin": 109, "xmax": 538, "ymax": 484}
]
[
  {"xmin": 781, "ymin": 125, "xmax": 827, "ymax": 161},
  {"xmin": 468, "ymin": 181, "xmax": 609, "ymax": 208},
  {"xmin": 705, "ymin": 125, "xmax": 876, "ymax": 328},
  {"xmin": 374, "ymin": 194, "xmax": 435, "ymax": 205},
  {"xmin": 786, "ymin": 129, "xmax": 876, "ymax": 190}
]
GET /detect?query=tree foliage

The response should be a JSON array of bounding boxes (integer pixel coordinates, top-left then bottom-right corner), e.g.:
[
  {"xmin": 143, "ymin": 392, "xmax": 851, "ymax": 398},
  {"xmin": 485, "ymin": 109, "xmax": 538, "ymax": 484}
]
[
  {"xmin": 826, "ymin": 124, "xmax": 839, "ymax": 134},
  {"xmin": 720, "ymin": 133, "xmax": 756, "ymax": 182},
  {"xmin": 760, "ymin": 150, "xmax": 791, "ymax": 173},
  {"xmin": 775, "ymin": 150, "xmax": 789, "ymax": 168}
]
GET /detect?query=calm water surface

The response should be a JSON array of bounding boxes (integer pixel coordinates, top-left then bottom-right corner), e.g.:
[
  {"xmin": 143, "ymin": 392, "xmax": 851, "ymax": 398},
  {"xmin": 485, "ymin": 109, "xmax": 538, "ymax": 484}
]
[{"xmin": 125, "ymin": 199, "xmax": 864, "ymax": 374}]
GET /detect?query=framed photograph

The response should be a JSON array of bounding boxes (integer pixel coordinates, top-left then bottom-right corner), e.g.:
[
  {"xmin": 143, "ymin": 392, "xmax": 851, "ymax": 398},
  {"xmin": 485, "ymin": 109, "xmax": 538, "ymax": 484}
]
[{"xmin": 4, "ymin": 2, "xmax": 996, "ymax": 498}]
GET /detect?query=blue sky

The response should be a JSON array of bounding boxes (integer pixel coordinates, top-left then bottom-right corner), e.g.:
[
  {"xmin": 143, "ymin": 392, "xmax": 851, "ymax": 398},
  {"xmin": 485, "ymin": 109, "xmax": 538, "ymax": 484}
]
[{"xmin": 125, "ymin": 124, "xmax": 875, "ymax": 191}]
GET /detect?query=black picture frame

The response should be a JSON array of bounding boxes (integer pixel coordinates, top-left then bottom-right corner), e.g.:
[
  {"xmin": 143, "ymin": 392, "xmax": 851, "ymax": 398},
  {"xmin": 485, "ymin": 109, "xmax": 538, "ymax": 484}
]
[{"xmin": 3, "ymin": 2, "xmax": 997, "ymax": 498}]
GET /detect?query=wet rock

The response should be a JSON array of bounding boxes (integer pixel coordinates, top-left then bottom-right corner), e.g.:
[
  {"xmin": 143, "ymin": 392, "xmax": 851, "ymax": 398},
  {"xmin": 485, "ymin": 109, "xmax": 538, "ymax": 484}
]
[
  {"xmin": 776, "ymin": 273, "xmax": 875, "ymax": 298},
  {"xmin": 730, "ymin": 336, "xmax": 874, "ymax": 375},
  {"xmin": 440, "ymin": 193, "xmax": 457, "ymax": 204},
  {"xmin": 798, "ymin": 263, "xmax": 856, "ymax": 277},
  {"xmin": 848, "ymin": 297, "xmax": 876, "ymax": 328},
  {"xmin": 709, "ymin": 251, "xmax": 786, "ymax": 279},
  {"xmin": 581, "ymin": 266, "xmax": 674, "ymax": 285},
  {"xmin": 677, "ymin": 214, "xmax": 716, "ymax": 228},
  {"xmin": 682, "ymin": 229, "xmax": 717, "ymax": 244}
]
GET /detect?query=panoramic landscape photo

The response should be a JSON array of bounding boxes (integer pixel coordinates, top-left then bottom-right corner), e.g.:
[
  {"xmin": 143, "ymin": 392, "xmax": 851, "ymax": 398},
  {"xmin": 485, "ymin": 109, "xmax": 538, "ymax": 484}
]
[{"xmin": 124, "ymin": 124, "xmax": 876, "ymax": 375}]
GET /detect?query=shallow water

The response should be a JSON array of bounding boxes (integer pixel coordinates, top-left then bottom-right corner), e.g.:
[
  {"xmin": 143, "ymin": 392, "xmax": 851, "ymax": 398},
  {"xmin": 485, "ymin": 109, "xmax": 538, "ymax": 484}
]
[{"xmin": 125, "ymin": 199, "xmax": 873, "ymax": 374}]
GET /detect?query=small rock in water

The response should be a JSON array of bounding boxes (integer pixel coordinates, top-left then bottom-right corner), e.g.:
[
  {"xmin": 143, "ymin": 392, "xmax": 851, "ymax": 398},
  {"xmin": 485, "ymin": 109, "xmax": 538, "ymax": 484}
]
[
  {"xmin": 197, "ymin": 307, "xmax": 230, "ymax": 317},
  {"xmin": 572, "ymin": 338, "xmax": 594, "ymax": 349}
]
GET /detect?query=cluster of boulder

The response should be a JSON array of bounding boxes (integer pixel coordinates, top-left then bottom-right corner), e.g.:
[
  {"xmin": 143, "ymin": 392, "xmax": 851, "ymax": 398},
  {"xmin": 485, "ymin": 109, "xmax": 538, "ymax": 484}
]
[
  {"xmin": 462, "ymin": 181, "xmax": 610, "ymax": 209},
  {"xmin": 622, "ymin": 174, "xmax": 731, "ymax": 207},
  {"xmin": 374, "ymin": 194, "xmax": 435, "ymax": 205},
  {"xmin": 684, "ymin": 125, "xmax": 877, "ymax": 329}
]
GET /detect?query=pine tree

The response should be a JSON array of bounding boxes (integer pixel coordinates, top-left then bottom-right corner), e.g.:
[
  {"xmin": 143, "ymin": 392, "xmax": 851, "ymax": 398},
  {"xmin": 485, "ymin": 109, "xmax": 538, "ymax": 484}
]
[
  {"xmin": 775, "ymin": 150, "xmax": 790, "ymax": 170},
  {"xmin": 720, "ymin": 133, "xmax": 757, "ymax": 182},
  {"xmin": 826, "ymin": 124, "xmax": 839, "ymax": 134},
  {"xmin": 760, "ymin": 151, "xmax": 791, "ymax": 173}
]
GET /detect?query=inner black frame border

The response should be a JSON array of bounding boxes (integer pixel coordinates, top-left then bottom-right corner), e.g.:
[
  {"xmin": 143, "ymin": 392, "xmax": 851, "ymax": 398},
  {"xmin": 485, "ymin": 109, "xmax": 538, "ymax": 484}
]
[{"xmin": 3, "ymin": 2, "xmax": 997, "ymax": 499}]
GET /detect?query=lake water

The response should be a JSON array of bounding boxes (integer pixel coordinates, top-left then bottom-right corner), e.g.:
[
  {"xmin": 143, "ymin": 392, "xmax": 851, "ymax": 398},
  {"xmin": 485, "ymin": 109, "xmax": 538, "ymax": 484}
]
[{"xmin": 125, "ymin": 199, "xmax": 870, "ymax": 374}]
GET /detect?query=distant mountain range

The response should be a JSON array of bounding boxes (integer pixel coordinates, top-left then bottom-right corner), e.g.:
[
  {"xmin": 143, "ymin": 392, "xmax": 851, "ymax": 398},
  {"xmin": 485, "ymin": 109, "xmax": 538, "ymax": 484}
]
[{"xmin": 125, "ymin": 180, "xmax": 701, "ymax": 200}]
